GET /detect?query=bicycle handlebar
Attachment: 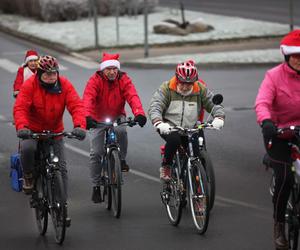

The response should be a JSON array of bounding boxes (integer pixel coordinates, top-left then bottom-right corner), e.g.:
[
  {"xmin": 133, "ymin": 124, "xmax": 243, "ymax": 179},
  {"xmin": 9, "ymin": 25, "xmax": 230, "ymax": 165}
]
[
  {"xmin": 30, "ymin": 131, "xmax": 78, "ymax": 140},
  {"xmin": 96, "ymin": 117, "xmax": 137, "ymax": 128},
  {"xmin": 171, "ymin": 123, "xmax": 216, "ymax": 134}
]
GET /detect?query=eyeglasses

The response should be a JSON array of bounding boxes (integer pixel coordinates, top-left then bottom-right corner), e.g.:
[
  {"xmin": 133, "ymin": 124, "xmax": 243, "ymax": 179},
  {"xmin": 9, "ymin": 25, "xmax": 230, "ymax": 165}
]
[
  {"xmin": 177, "ymin": 81, "xmax": 194, "ymax": 85},
  {"xmin": 291, "ymin": 54, "xmax": 300, "ymax": 59}
]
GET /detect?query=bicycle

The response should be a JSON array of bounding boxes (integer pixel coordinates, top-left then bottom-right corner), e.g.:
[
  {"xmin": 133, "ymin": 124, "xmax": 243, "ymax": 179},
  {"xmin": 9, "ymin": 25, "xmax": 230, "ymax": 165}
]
[
  {"xmin": 29, "ymin": 131, "xmax": 78, "ymax": 244},
  {"xmin": 267, "ymin": 126, "xmax": 300, "ymax": 250},
  {"xmin": 96, "ymin": 117, "xmax": 137, "ymax": 218},
  {"xmin": 160, "ymin": 122, "xmax": 219, "ymax": 234}
]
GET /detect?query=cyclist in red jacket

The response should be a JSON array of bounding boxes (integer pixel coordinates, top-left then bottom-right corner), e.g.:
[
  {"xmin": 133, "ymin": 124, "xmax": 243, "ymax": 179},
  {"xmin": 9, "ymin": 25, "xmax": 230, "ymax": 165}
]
[
  {"xmin": 13, "ymin": 50, "xmax": 39, "ymax": 98},
  {"xmin": 83, "ymin": 52, "xmax": 147, "ymax": 203},
  {"xmin": 14, "ymin": 55, "xmax": 86, "ymax": 197}
]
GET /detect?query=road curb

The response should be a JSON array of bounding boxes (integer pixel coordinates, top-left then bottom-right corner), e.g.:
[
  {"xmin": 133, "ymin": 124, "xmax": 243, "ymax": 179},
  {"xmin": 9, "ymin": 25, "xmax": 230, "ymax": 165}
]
[
  {"xmin": 123, "ymin": 61, "xmax": 279, "ymax": 69},
  {"xmin": 0, "ymin": 25, "xmax": 72, "ymax": 54}
]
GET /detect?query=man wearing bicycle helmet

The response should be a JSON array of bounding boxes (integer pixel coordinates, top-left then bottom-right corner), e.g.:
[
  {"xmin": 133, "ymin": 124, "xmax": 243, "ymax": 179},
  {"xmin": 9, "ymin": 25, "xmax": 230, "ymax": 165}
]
[
  {"xmin": 255, "ymin": 30, "xmax": 300, "ymax": 249},
  {"xmin": 83, "ymin": 52, "xmax": 147, "ymax": 203},
  {"xmin": 14, "ymin": 55, "xmax": 86, "ymax": 204},
  {"xmin": 148, "ymin": 60, "xmax": 225, "ymax": 182}
]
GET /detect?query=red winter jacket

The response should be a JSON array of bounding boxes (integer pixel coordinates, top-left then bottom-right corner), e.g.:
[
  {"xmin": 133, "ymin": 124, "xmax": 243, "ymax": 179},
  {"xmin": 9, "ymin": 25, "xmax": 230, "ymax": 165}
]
[
  {"xmin": 83, "ymin": 71, "xmax": 145, "ymax": 121},
  {"xmin": 13, "ymin": 66, "xmax": 35, "ymax": 91},
  {"xmin": 14, "ymin": 75, "xmax": 86, "ymax": 132}
]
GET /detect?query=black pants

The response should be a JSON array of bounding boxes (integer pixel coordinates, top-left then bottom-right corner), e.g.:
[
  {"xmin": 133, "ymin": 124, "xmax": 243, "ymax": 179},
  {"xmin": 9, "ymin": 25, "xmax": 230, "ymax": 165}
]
[
  {"xmin": 264, "ymin": 136, "xmax": 295, "ymax": 222},
  {"xmin": 160, "ymin": 131, "xmax": 203, "ymax": 166}
]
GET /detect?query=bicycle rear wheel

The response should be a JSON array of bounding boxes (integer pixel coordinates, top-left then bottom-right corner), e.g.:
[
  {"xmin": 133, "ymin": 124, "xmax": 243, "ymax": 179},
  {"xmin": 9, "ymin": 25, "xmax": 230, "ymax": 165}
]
[
  {"xmin": 163, "ymin": 165, "xmax": 183, "ymax": 226},
  {"xmin": 200, "ymin": 150, "xmax": 215, "ymax": 211},
  {"xmin": 287, "ymin": 189, "xmax": 300, "ymax": 250},
  {"xmin": 33, "ymin": 174, "xmax": 48, "ymax": 235},
  {"xmin": 50, "ymin": 171, "xmax": 67, "ymax": 245},
  {"xmin": 188, "ymin": 161, "xmax": 210, "ymax": 234},
  {"xmin": 108, "ymin": 149, "xmax": 122, "ymax": 218}
]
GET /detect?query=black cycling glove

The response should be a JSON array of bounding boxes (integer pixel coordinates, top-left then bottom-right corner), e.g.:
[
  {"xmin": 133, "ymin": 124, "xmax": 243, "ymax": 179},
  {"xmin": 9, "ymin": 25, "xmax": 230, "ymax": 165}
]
[
  {"xmin": 86, "ymin": 116, "xmax": 97, "ymax": 130},
  {"xmin": 72, "ymin": 127, "xmax": 86, "ymax": 140},
  {"xmin": 262, "ymin": 119, "xmax": 277, "ymax": 140},
  {"xmin": 134, "ymin": 115, "xmax": 147, "ymax": 127},
  {"xmin": 17, "ymin": 128, "xmax": 32, "ymax": 139}
]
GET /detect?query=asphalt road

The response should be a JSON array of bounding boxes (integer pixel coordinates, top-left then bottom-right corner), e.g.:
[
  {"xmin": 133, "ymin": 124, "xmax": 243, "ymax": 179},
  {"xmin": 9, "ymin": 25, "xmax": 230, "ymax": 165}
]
[
  {"xmin": 0, "ymin": 32, "xmax": 275, "ymax": 250},
  {"xmin": 160, "ymin": 0, "xmax": 300, "ymax": 26}
]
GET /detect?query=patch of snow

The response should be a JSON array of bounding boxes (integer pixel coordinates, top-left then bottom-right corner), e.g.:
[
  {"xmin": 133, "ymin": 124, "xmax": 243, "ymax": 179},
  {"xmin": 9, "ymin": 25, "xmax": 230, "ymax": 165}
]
[{"xmin": 0, "ymin": 9, "xmax": 292, "ymax": 51}]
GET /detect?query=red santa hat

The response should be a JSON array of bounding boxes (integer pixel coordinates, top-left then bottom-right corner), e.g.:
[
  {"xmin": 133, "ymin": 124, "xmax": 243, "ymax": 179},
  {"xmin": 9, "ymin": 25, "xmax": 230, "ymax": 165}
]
[
  {"xmin": 24, "ymin": 50, "xmax": 39, "ymax": 64},
  {"xmin": 280, "ymin": 29, "xmax": 300, "ymax": 55},
  {"xmin": 99, "ymin": 52, "xmax": 120, "ymax": 71}
]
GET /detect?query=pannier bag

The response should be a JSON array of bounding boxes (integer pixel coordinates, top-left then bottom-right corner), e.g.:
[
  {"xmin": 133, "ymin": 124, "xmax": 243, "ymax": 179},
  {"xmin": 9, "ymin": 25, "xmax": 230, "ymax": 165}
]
[{"xmin": 10, "ymin": 153, "xmax": 23, "ymax": 192}]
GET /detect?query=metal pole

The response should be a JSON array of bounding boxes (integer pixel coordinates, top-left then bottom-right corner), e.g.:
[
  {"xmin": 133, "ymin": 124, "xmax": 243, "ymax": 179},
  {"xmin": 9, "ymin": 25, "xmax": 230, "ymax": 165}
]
[
  {"xmin": 289, "ymin": 0, "xmax": 294, "ymax": 31},
  {"xmin": 144, "ymin": 0, "xmax": 149, "ymax": 58},
  {"xmin": 92, "ymin": 0, "xmax": 99, "ymax": 49},
  {"xmin": 88, "ymin": 0, "xmax": 92, "ymax": 21},
  {"xmin": 116, "ymin": 0, "xmax": 120, "ymax": 44},
  {"xmin": 179, "ymin": 1, "xmax": 186, "ymax": 27}
]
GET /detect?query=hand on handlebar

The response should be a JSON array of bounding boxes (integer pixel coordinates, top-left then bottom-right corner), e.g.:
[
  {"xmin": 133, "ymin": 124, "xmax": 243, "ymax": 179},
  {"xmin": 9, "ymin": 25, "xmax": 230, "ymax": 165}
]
[
  {"xmin": 71, "ymin": 127, "xmax": 86, "ymax": 140},
  {"xmin": 154, "ymin": 121, "xmax": 171, "ymax": 135},
  {"xmin": 262, "ymin": 119, "xmax": 277, "ymax": 140},
  {"xmin": 86, "ymin": 116, "xmax": 97, "ymax": 130},
  {"xmin": 17, "ymin": 128, "xmax": 33, "ymax": 139},
  {"xmin": 212, "ymin": 117, "xmax": 224, "ymax": 130},
  {"xmin": 134, "ymin": 114, "xmax": 147, "ymax": 127}
]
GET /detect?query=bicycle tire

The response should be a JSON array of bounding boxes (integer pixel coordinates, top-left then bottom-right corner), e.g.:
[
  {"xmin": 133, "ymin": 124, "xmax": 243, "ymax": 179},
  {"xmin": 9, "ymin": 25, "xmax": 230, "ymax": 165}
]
[
  {"xmin": 50, "ymin": 171, "xmax": 67, "ymax": 245},
  {"xmin": 164, "ymin": 165, "xmax": 183, "ymax": 226},
  {"xmin": 188, "ymin": 160, "xmax": 210, "ymax": 234},
  {"xmin": 102, "ymin": 158, "xmax": 112, "ymax": 210},
  {"xmin": 34, "ymin": 174, "xmax": 48, "ymax": 235},
  {"xmin": 108, "ymin": 149, "xmax": 122, "ymax": 218},
  {"xmin": 200, "ymin": 150, "xmax": 215, "ymax": 211},
  {"xmin": 287, "ymin": 189, "xmax": 300, "ymax": 250},
  {"xmin": 288, "ymin": 212, "xmax": 299, "ymax": 250}
]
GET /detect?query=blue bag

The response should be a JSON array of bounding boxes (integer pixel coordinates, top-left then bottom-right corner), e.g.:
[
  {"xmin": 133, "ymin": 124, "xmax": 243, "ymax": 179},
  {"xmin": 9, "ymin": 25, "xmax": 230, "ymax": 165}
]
[{"xmin": 10, "ymin": 153, "xmax": 23, "ymax": 192}]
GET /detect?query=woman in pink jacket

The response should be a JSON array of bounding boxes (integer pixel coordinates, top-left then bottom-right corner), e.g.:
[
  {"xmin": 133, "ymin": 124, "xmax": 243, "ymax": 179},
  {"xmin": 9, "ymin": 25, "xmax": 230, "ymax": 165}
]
[{"xmin": 255, "ymin": 30, "xmax": 300, "ymax": 249}]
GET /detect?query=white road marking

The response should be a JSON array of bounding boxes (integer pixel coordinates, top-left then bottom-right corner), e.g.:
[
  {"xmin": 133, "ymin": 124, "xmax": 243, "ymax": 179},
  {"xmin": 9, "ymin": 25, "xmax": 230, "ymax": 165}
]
[
  {"xmin": 64, "ymin": 142, "xmax": 270, "ymax": 212},
  {"xmin": 0, "ymin": 58, "xmax": 20, "ymax": 73},
  {"xmin": 60, "ymin": 55, "xmax": 98, "ymax": 69}
]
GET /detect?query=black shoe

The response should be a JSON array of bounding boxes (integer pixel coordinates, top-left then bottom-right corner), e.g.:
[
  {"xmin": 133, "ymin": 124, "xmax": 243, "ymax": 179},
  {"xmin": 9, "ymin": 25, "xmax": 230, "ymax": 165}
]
[
  {"xmin": 121, "ymin": 160, "xmax": 130, "ymax": 172},
  {"xmin": 66, "ymin": 217, "xmax": 71, "ymax": 227},
  {"xmin": 92, "ymin": 186, "xmax": 102, "ymax": 203}
]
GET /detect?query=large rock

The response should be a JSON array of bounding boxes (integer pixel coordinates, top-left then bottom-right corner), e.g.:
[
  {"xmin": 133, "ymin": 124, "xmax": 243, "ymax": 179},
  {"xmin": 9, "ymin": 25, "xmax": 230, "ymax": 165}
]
[
  {"xmin": 153, "ymin": 18, "xmax": 213, "ymax": 36},
  {"xmin": 0, "ymin": 0, "xmax": 159, "ymax": 22}
]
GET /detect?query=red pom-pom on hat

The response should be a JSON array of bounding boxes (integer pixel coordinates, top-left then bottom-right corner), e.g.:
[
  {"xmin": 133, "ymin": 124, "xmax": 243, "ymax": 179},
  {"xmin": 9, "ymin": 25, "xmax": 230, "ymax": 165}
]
[
  {"xmin": 24, "ymin": 50, "xmax": 39, "ymax": 64},
  {"xmin": 100, "ymin": 52, "xmax": 120, "ymax": 70},
  {"xmin": 280, "ymin": 30, "xmax": 300, "ymax": 55}
]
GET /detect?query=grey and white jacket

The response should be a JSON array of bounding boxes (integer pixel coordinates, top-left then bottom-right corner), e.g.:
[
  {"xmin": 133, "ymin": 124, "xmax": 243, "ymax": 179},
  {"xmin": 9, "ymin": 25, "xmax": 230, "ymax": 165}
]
[{"xmin": 148, "ymin": 77, "xmax": 225, "ymax": 128}]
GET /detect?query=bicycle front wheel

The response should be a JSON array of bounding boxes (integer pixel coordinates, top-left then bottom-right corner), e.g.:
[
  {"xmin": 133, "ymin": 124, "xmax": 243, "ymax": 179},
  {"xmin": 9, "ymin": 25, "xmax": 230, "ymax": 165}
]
[
  {"xmin": 50, "ymin": 171, "xmax": 67, "ymax": 245},
  {"xmin": 164, "ymin": 166, "xmax": 183, "ymax": 226},
  {"xmin": 108, "ymin": 149, "xmax": 122, "ymax": 218},
  {"xmin": 34, "ymin": 174, "xmax": 48, "ymax": 235},
  {"xmin": 188, "ymin": 161, "xmax": 210, "ymax": 234},
  {"xmin": 200, "ymin": 150, "xmax": 215, "ymax": 211}
]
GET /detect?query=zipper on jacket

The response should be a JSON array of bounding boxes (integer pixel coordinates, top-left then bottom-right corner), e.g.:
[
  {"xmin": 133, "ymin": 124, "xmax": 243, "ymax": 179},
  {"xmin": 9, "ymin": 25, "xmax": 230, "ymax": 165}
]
[{"xmin": 180, "ymin": 97, "xmax": 185, "ymax": 126}]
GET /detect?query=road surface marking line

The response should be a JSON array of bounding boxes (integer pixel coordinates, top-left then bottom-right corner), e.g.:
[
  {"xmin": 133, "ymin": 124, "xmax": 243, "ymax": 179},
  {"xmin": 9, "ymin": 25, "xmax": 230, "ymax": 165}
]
[
  {"xmin": 64, "ymin": 143, "xmax": 270, "ymax": 212},
  {"xmin": 60, "ymin": 55, "xmax": 98, "ymax": 69},
  {"xmin": 0, "ymin": 58, "xmax": 20, "ymax": 73}
]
